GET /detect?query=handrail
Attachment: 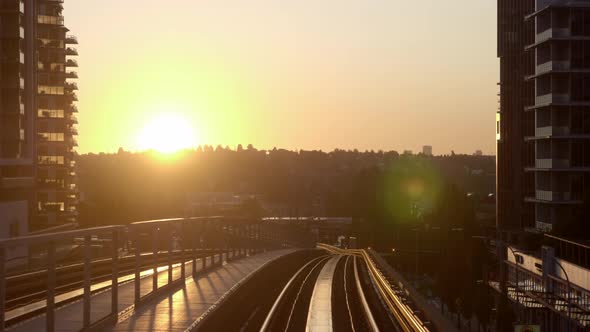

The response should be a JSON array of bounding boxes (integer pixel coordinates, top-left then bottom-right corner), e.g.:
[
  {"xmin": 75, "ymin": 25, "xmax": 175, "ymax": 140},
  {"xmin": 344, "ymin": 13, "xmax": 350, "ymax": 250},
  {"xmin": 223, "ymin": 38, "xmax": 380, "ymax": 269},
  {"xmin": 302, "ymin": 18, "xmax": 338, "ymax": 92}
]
[
  {"xmin": 0, "ymin": 225, "xmax": 124, "ymax": 248},
  {"xmin": 545, "ymin": 234, "xmax": 590, "ymax": 251},
  {"xmin": 0, "ymin": 216, "xmax": 302, "ymax": 331}
]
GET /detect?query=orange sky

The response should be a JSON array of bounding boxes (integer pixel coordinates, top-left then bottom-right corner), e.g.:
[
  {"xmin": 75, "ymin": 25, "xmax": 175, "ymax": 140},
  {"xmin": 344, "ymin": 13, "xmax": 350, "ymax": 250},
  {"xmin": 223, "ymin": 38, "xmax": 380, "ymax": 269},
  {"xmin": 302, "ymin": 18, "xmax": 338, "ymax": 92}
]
[{"xmin": 64, "ymin": 0, "xmax": 498, "ymax": 155}]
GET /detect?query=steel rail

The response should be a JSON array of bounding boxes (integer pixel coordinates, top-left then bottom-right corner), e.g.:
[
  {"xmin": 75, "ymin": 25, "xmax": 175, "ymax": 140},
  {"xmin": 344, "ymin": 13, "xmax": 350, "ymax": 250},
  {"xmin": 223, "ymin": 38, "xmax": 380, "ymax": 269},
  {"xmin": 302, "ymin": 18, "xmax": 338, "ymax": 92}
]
[
  {"xmin": 285, "ymin": 255, "xmax": 332, "ymax": 330},
  {"xmin": 353, "ymin": 255, "xmax": 380, "ymax": 332},
  {"xmin": 343, "ymin": 255, "xmax": 356, "ymax": 332},
  {"xmin": 259, "ymin": 255, "xmax": 329, "ymax": 332}
]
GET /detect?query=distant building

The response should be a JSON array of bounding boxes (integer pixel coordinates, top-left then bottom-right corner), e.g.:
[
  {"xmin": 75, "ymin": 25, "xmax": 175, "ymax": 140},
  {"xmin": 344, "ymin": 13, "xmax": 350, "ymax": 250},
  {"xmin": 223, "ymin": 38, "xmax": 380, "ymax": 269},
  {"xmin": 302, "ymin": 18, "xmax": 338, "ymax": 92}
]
[
  {"xmin": 422, "ymin": 145, "xmax": 433, "ymax": 156},
  {"xmin": 1, "ymin": 0, "xmax": 79, "ymax": 231},
  {"xmin": 474, "ymin": 150, "xmax": 483, "ymax": 156},
  {"xmin": 403, "ymin": 150, "xmax": 413, "ymax": 156}
]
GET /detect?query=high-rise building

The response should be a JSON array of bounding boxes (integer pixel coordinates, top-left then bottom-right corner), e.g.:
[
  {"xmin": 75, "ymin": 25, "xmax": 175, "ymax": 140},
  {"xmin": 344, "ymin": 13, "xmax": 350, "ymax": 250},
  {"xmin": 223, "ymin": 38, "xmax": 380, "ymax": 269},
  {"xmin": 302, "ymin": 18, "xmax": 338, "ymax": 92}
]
[
  {"xmin": 36, "ymin": 0, "xmax": 79, "ymax": 229},
  {"xmin": 498, "ymin": 0, "xmax": 590, "ymax": 234},
  {"xmin": 525, "ymin": 0, "xmax": 590, "ymax": 233},
  {"xmin": 0, "ymin": 0, "xmax": 78, "ymax": 232},
  {"xmin": 1, "ymin": 0, "xmax": 36, "ymax": 239},
  {"xmin": 422, "ymin": 145, "xmax": 433, "ymax": 156},
  {"xmin": 497, "ymin": 0, "xmax": 536, "ymax": 232}
]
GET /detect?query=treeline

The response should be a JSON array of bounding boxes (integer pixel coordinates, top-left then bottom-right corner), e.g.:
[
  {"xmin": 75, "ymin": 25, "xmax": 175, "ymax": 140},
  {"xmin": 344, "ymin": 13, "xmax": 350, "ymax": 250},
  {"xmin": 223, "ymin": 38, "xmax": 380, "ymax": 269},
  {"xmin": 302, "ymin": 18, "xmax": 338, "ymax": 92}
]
[{"xmin": 76, "ymin": 146, "xmax": 494, "ymax": 226}]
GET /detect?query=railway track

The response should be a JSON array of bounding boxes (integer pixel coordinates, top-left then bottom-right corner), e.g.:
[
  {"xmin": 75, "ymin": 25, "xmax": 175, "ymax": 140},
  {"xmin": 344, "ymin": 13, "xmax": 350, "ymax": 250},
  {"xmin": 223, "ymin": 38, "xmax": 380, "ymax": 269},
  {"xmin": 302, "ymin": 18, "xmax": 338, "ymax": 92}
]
[{"xmin": 260, "ymin": 255, "xmax": 332, "ymax": 331}]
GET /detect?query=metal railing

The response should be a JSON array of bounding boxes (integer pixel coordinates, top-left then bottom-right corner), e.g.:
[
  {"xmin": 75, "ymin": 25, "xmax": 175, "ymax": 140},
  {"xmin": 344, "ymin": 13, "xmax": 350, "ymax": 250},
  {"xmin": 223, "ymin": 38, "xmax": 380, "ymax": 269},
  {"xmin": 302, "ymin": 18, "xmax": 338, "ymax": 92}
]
[
  {"xmin": 0, "ymin": 226, "xmax": 123, "ymax": 332},
  {"xmin": 0, "ymin": 216, "xmax": 290, "ymax": 332}
]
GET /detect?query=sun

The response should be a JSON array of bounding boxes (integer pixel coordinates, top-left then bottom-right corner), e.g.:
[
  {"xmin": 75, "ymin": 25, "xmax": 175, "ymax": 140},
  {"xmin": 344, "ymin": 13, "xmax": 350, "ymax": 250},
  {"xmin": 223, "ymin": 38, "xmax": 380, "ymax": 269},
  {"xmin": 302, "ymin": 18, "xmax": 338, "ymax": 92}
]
[{"xmin": 137, "ymin": 114, "xmax": 195, "ymax": 153}]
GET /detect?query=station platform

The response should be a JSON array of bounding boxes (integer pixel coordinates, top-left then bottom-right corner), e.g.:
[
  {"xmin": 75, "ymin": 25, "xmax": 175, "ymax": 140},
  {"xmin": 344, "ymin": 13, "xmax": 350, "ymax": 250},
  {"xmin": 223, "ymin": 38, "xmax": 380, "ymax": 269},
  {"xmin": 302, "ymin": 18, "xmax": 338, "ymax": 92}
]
[{"xmin": 8, "ymin": 249, "xmax": 297, "ymax": 332}]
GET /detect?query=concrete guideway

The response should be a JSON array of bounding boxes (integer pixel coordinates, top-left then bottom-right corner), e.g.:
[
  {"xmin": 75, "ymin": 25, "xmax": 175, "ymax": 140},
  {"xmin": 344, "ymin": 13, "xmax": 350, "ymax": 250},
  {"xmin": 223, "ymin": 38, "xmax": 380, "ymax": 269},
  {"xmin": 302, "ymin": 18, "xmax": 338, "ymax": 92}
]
[{"xmin": 305, "ymin": 255, "xmax": 342, "ymax": 332}]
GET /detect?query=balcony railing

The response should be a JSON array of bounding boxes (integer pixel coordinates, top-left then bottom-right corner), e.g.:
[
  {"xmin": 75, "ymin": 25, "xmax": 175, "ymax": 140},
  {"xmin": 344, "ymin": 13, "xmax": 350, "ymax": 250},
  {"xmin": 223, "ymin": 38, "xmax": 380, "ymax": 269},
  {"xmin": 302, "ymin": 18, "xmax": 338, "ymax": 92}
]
[
  {"xmin": 535, "ymin": 190, "xmax": 572, "ymax": 201},
  {"xmin": 65, "ymin": 35, "xmax": 78, "ymax": 44},
  {"xmin": 535, "ymin": 125, "xmax": 570, "ymax": 137},
  {"xmin": 536, "ymin": 93, "xmax": 570, "ymax": 106},
  {"xmin": 37, "ymin": 15, "xmax": 64, "ymax": 26},
  {"xmin": 65, "ymin": 48, "xmax": 78, "ymax": 56},
  {"xmin": 65, "ymin": 71, "xmax": 78, "ymax": 79},
  {"xmin": 536, "ymin": 27, "xmax": 570, "ymax": 43},
  {"xmin": 536, "ymin": 61, "xmax": 570, "ymax": 75},
  {"xmin": 536, "ymin": 158, "xmax": 570, "ymax": 169},
  {"xmin": 65, "ymin": 59, "xmax": 78, "ymax": 67},
  {"xmin": 64, "ymin": 82, "xmax": 78, "ymax": 91}
]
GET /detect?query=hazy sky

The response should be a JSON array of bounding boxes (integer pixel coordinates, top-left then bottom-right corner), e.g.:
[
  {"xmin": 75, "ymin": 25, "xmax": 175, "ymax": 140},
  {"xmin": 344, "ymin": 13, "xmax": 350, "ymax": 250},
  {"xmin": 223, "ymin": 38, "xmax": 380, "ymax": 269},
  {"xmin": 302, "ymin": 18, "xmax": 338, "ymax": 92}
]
[{"xmin": 65, "ymin": 0, "xmax": 498, "ymax": 155}]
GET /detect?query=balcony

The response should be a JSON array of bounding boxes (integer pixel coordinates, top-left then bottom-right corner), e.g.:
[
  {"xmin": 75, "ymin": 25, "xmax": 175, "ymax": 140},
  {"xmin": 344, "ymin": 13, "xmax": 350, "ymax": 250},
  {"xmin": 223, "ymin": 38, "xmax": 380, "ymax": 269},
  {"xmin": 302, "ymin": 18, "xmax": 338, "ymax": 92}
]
[
  {"xmin": 65, "ymin": 47, "xmax": 78, "ymax": 56},
  {"xmin": 69, "ymin": 105, "xmax": 78, "ymax": 113},
  {"xmin": 536, "ymin": 28, "xmax": 570, "ymax": 43},
  {"xmin": 64, "ymin": 91, "xmax": 77, "ymax": 101},
  {"xmin": 68, "ymin": 137, "xmax": 78, "ymax": 147},
  {"xmin": 67, "ymin": 115, "xmax": 78, "ymax": 124},
  {"xmin": 536, "ymin": 61, "xmax": 570, "ymax": 75},
  {"xmin": 65, "ymin": 59, "xmax": 78, "ymax": 67},
  {"xmin": 65, "ymin": 82, "xmax": 78, "ymax": 91},
  {"xmin": 65, "ymin": 35, "xmax": 78, "ymax": 44},
  {"xmin": 536, "ymin": 158, "xmax": 570, "ymax": 169},
  {"xmin": 535, "ymin": 221, "xmax": 553, "ymax": 232},
  {"xmin": 535, "ymin": 93, "xmax": 569, "ymax": 106},
  {"xmin": 535, "ymin": 190, "xmax": 572, "ymax": 201},
  {"xmin": 37, "ymin": 15, "xmax": 64, "ymax": 26},
  {"xmin": 65, "ymin": 71, "xmax": 78, "ymax": 79},
  {"xmin": 535, "ymin": 125, "xmax": 570, "ymax": 137}
]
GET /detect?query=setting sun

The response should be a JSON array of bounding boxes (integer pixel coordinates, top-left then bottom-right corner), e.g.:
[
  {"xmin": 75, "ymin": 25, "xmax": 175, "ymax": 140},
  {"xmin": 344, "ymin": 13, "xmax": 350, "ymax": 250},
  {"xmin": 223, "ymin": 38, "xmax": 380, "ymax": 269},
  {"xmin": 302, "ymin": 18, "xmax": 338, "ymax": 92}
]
[{"xmin": 137, "ymin": 114, "xmax": 196, "ymax": 153}]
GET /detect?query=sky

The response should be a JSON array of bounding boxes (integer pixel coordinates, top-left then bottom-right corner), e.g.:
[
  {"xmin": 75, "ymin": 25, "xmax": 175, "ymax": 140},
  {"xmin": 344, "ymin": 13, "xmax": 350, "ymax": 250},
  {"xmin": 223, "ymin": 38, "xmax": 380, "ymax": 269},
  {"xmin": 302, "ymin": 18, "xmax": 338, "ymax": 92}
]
[{"xmin": 65, "ymin": 0, "xmax": 498, "ymax": 155}]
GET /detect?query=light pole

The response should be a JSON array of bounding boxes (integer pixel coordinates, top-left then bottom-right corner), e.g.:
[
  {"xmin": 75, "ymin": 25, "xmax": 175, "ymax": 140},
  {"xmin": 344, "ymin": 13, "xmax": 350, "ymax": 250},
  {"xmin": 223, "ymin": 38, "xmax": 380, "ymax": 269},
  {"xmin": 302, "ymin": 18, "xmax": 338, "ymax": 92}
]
[{"xmin": 553, "ymin": 259, "xmax": 572, "ymax": 332}]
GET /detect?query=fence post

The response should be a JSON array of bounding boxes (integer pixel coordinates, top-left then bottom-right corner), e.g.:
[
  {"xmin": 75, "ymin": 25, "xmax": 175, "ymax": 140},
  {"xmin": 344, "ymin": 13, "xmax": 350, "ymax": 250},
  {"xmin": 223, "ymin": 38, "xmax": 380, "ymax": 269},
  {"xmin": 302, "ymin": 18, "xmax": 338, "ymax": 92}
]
[
  {"xmin": 134, "ymin": 235, "xmax": 140, "ymax": 305},
  {"xmin": 47, "ymin": 241, "xmax": 56, "ymax": 332},
  {"xmin": 168, "ymin": 226, "xmax": 173, "ymax": 284},
  {"xmin": 153, "ymin": 227, "xmax": 159, "ymax": 292},
  {"xmin": 202, "ymin": 222, "xmax": 207, "ymax": 271},
  {"xmin": 192, "ymin": 222, "xmax": 197, "ymax": 276},
  {"xmin": 112, "ymin": 230, "xmax": 119, "ymax": 317},
  {"xmin": 83, "ymin": 235, "xmax": 92, "ymax": 328},
  {"xmin": 0, "ymin": 247, "xmax": 6, "ymax": 332},
  {"xmin": 180, "ymin": 222, "xmax": 185, "ymax": 281}
]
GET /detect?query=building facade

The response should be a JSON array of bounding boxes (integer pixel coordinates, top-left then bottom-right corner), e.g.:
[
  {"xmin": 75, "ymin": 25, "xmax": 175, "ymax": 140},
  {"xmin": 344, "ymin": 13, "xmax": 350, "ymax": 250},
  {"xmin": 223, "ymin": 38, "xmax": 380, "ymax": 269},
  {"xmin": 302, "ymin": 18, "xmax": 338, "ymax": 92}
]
[
  {"xmin": 524, "ymin": 0, "xmax": 590, "ymax": 233},
  {"xmin": 0, "ymin": 0, "xmax": 78, "ymax": 233},
  {"xmin": 497, "ymin": 0, "xmax": 536, "ymax": 232},
  {"xmin": 36, "ymin": 0, "xmax": 78, "ymax": 228}
]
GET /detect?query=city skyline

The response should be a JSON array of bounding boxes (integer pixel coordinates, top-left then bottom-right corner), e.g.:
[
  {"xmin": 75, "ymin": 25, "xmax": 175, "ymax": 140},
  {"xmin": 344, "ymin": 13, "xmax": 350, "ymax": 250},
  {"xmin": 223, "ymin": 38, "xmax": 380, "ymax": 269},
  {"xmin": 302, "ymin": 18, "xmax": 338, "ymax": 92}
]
[{"xmin": 64, "ymin": 0, "xmax": 498, "ymax": 155}]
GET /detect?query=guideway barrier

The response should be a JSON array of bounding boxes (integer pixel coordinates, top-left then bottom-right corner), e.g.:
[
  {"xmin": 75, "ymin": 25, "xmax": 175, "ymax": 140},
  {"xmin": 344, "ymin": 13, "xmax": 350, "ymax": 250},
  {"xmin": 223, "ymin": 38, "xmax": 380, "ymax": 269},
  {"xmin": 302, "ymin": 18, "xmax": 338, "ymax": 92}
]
[{"xmin": 0, "ymin": 216, "xmax": 292, "ymax": 332}]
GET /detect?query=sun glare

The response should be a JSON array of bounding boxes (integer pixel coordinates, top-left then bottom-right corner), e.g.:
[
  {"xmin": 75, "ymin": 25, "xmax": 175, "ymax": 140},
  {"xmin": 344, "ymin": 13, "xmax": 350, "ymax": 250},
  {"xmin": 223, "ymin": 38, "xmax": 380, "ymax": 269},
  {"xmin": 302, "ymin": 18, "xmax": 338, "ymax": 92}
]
[{"xmin": 137, "ymin": 114, "xmax": 195, "ymax": 153}]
